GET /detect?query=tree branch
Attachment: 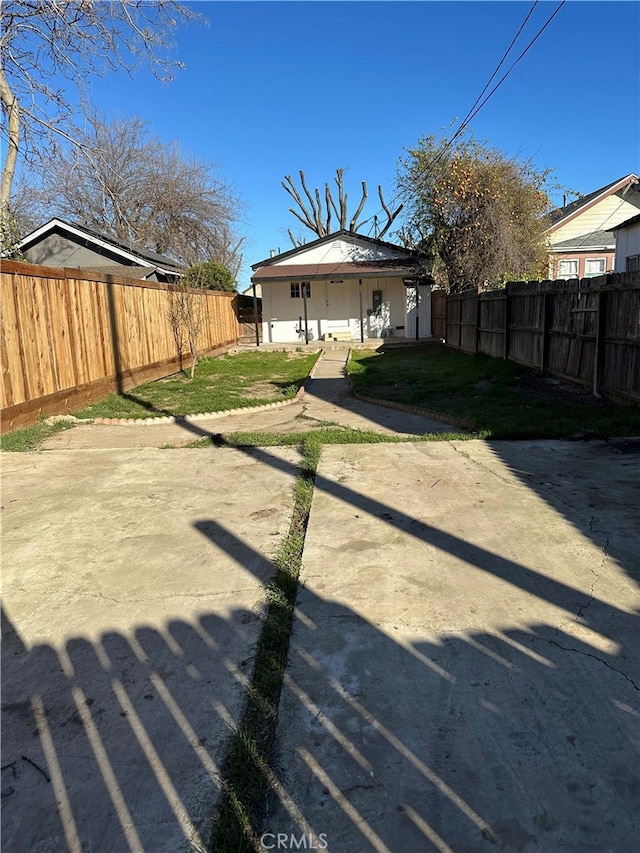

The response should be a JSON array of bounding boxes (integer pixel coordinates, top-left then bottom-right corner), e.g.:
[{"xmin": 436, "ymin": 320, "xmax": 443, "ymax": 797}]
[
  {"xmin": 377, "ymin": 184, "xmax": 403, "ymax": 239},
  {"xmin": 349, "ymin": 180, "xmax": 368, "ymax": 232}
]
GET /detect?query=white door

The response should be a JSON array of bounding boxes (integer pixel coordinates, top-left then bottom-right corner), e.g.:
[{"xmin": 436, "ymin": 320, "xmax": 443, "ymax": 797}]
[{"xmin": 405, "ymin": 285, "xmax": 432, "ymax": 339}]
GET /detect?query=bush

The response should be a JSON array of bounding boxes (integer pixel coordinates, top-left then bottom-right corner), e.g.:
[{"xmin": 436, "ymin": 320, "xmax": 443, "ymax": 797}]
[{"xmin": 184, "ymin": 260, "xmax": 236, "ymax": 291}]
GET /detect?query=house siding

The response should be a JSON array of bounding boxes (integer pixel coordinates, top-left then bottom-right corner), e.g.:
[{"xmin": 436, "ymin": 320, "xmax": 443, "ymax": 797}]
[
  {"xmin": 613, "ymin": 220, "xmax": 640, "ymax": 272},
  {"xmin": 22, "ymin": 233, "xmax": 129, "ymax": 269},
  {"xmin": 274, "ymin": 236, "xmax": 413, "ymax": 265},
  {"xmin": 261, "ymin": 275, "xmax": 413, "ymax": 343},
  {"xmin": 550, "ymin": 194, "xmax": 640, "ymax": 244}
]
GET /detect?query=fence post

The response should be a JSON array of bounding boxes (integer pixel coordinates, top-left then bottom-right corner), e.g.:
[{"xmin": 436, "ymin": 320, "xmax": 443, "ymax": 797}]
[
  {"xmin": 540, "ymin": 291, "xmax": 550, "ymax": 373},
  {"xmin": 593, "ymin": 289, "xmax": 608, "ymax": 397},
  {"xmin": 475, "ymin": 292, "xmax": 481, "ymax": 354},
  {"xmin": 443, "ymin": 293, "xmax": 447, "ymax": 345},
  {"xmin": 503, "ymin": 284, "xmax": 511, "ymax": 360}
]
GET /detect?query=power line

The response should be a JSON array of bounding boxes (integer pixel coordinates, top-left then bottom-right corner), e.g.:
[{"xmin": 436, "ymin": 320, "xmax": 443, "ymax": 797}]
[
  {"xmin": 453, "ymin": 1, "xmax": 539, "ymax": 145},
  {"xmin": 428, "ymin": 1, "xmax": 566, "ymax": 174},
  {"xmin": 455, "ymin": 1, "xmax": 567, "ymax": 139}
]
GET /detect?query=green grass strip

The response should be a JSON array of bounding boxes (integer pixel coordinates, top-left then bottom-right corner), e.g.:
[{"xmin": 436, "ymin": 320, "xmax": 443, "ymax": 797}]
[
  {"xmin": 178, "ymin": 426, "xmax": 473, "ymax": 450},
  {"xmin": 73, "ymin": 350, "xmax": 320, "ymax": 420},
  {"xmin": 0, "ymin": 419, "xmax": 75, "ymax": 452},
  {"xmin": 210, "ymin": 437, "xmax": 320, "ymax": 852}
]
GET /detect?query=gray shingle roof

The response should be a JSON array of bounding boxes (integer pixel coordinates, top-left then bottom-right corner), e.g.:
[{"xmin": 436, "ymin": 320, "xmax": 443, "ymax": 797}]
[{"xmin": 550, "ymin": 230, "xmax": 615, "ymax": 251}]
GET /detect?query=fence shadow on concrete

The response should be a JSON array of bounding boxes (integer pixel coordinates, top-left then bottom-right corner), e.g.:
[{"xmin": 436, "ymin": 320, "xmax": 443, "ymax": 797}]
[
  {"xmin": 2, "ymin": 430, "xmax": 638, "ymax": 851},
  {"xmin": 1, "ymin": 602, "xmax": 262, "ymax": 851},
  {"xmin": 192, "ymin": 442, "xmax": 639, "ymax": 852}
]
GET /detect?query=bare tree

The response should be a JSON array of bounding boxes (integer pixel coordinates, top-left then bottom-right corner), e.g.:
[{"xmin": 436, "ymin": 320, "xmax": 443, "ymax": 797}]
[
  {"xmin": 0, "ymin": 0, "xmax": 199, "ymax": 215},
  {"xmin": 167, "ymin": 277, "xmax": 206, "ymax": 379},
  {"xmin": 32, "ymin": 111, "xmax": 244, "ymax": 270},
  {"xmin": 282, "ymin": 168, "xmax": 403, "ymax": 245}
]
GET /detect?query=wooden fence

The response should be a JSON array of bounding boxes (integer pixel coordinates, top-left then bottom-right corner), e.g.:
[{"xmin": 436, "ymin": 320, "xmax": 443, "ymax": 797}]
[
  {"xmin": 441, "ymin": 272, "xmax": 640, "ymax": 404},
  {"xmin": 1, "ymin": 261, "xmax": 240, "ymax": 431},
  {"xmin": 235, "ymin": 292, "xmax": 263, "ymax": 343}
]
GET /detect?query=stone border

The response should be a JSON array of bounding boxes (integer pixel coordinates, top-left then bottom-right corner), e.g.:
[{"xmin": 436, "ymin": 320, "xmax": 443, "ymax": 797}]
[
  {"xmin": 44, "ymin": 348, "xmax": 472, "ymax": 432},
  {"xmin": 46, "ymin": 350, "xmax": 325, "ymax": 427}
]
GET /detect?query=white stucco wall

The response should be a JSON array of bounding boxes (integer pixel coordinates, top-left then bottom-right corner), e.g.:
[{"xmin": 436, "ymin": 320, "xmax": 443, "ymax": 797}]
[
  {"xmin": 261, "ymin": 276, "xmax": 417, "ymax": 343},
  {"xmin": 613, "ymin": 220, "xmax": 640, "ymax": 272}
]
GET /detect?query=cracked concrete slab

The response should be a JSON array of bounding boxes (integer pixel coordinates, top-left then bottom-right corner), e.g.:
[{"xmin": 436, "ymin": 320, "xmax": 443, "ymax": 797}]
[
  {"xmin": 1, "ymin": 446, "xmax": 300, "ymax": 852},
  {"xmin": 267, "ymin": 439, "xmax": 640, "ymax": 853}
]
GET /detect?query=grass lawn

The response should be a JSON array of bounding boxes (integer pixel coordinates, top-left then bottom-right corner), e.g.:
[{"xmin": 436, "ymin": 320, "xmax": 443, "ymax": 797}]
[
  {"xmin": 73, "ymin": 350, "xmax": 321, "ymax": 420},
  {"xmin": 348, "ymin": 342, "xmax": 640, "ymax": 440},
  {"xmin": 0, "ymin": 418, "xmax": 76, "ymax": 452}
]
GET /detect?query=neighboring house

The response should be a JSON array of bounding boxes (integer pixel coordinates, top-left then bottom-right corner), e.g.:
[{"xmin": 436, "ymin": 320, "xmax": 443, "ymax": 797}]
[
  {"xmin": 546, "ymin": 173, "xmax": 640, "ymax": 279},
  {"xmin": 17, "ymin": 218, "xmax": 186, "ymax": 283},
  {"xmin": 609, "ymin": 212, "xmax": 640, "ymax": 273},
  {"xmin": 242, "ymin": 283, "xmax": 262, "ymax": 299},
  {"xmin": 251, "ymin": 230, "xmax": 431, "ymax": 343}
]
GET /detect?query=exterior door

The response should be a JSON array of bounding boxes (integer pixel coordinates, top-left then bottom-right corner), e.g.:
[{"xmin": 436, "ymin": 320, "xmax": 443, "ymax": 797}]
[{"xmin": 405, "ymin": 285, "xmax": 432, "ymax": 339}]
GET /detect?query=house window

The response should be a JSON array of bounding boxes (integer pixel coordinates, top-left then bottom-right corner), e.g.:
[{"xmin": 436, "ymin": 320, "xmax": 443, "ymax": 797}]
[
  {"xmin": 290, "ymin": 281, "xmax": 311, "ymax": 298},
  {"xmin": 585, "ymin": 258, "xmax": 606, "ymax": 277},
  {"xmin": 557, "ymin": 259, "xmax": 578, "ymax": 279},
  {"xmin": 372, "ymin": 290, "xmax": 383, "ymax": 312},
  {"xmin": 626, "ymin": 255, "xmax": 640, "ymax": 272}
]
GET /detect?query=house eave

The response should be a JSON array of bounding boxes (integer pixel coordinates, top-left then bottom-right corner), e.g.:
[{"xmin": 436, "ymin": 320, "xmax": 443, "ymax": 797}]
[
  {"xmin": 251, "ymin": 229, "xmax": 422, "ymax": 269},
  {"xmin": 18, "ymin": 217, "xmax": 185, "ymax": 275},
  {"xmin": 547, "ymin": 174, "xmax": 640, "ymax": 233},
  {"xmin": 252, "ymin": 261, "xmax": 421, "ymax": 284}
]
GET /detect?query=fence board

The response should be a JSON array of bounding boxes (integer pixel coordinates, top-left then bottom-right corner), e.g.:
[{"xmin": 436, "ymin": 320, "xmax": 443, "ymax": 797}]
[
  {"xmin": 438, "ymin": 272, "xmax": 640, "ymax": 404},
  {"xmin": 460, "ymin": 292, "xmax": 478, "ymax": 353},
  {"xmin": 1, "ymin": 262, "xmax": 240, "ymax": 431},
  {"xmin": 431, "ymin": 291, "xmax": 447, "ymax": 340}
]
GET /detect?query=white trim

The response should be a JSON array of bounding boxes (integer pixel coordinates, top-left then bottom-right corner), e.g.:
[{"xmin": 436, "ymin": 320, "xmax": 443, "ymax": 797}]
[
  {"xmin": 548, "ymin": 174, "xmax": 639, "ymax": 232},
  {"xmin": 18, "ymin": 218, "xmax": 180, "ymax": 276}
]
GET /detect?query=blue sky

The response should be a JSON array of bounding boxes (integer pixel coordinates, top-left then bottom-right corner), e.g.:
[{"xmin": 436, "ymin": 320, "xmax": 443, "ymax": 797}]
[{"xmin": 83, "ymin": 1, "xmax": 639, "ymax": 288}]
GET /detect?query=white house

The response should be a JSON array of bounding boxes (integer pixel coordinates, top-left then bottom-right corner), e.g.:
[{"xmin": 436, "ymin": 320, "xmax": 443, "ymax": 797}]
[
  {"xmin": 609, "ymin": 212, "xmax": 640, "ymax": 272},
  {"xmin": 251, "ymin": 231, "xmax": 432, "ymax": 344}
]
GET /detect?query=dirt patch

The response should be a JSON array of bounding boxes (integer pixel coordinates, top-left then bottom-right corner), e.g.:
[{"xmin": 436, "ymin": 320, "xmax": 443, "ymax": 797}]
[
  {"xmin": 514, "ymin": 371, "xmax": 611, "ymax": 407},
  {"xmin": 238, "ymin": 380, "xmax": 297, "ymax": 400}
]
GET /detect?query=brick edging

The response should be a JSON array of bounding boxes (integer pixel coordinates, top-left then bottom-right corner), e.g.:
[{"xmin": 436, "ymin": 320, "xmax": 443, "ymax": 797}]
[{"xmin": 46, "ymin": 349, "xmax": 325, "ymax": 427}]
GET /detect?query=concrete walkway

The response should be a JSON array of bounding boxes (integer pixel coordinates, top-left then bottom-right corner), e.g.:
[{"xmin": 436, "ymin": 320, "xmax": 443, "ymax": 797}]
[
  {"xmin": 3, "ymin": 346, "xmax": 640, "ymax": 852},
  {"xmin": 266, "ymin": 439, "xmax": 640, "ymax": 852}
]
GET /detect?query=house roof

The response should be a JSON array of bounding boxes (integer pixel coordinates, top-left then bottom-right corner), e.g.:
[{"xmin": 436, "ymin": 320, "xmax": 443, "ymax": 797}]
[
  {"xmin": 18, "ymin": 217, "xmax": 186, "ymax": 275},
  {"xmin": 550, "ymin": 230, "xmax": 615, "ymax": 251},
  {"xmin": 608, "ymin": 211, "xmax": 640, "ymax": 231},
  {"xmin": 251, "ymin": 229, "xmax": 420, "ymax": 270},
  {"xmin": 252, "ymin": 259, "xmax": 420, "ymax": 283},
  {"xmin": 547, "ymin": 174, "xmax": 640, "ymax": 231}
]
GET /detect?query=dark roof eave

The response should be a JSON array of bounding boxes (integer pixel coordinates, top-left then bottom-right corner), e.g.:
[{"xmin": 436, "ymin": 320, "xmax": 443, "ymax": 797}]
[{"xmin": 251, "ymin": 261, "xmax": 422, "ymax": 283}]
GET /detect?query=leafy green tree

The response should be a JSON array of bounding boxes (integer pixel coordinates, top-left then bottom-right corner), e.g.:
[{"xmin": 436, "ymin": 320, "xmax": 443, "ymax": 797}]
[
  {"xmin": 184, "ymin": 260, "xmax": 236, "ymax": 292},
  {"xmin": 396, "ymin": 133, "xmax": 552, "ymax": 291}
]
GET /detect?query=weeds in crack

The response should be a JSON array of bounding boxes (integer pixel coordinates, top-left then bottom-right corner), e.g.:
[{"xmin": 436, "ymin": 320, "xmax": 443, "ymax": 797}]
[{"xmin": 210, "ymin": 438, "xmax": 319, "ymax": 852}]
